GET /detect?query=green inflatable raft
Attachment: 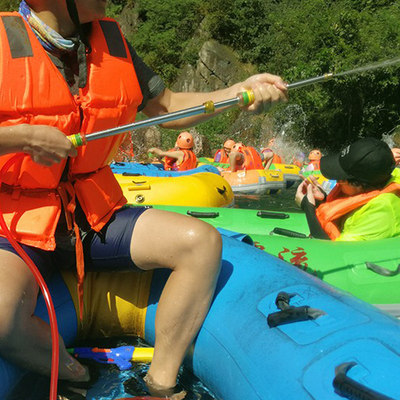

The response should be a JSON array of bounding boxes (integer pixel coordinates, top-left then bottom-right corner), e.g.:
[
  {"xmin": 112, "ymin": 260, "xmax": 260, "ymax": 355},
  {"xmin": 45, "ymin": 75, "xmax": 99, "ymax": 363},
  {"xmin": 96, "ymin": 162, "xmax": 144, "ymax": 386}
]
[{"xmin": 150, "ymin": 205, "xmax": 400, "ymax": 317}]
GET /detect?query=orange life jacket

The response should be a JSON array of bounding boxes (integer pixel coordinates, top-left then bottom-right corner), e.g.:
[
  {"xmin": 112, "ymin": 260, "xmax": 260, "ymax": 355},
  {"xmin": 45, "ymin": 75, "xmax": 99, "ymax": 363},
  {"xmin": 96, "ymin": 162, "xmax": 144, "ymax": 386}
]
[
  {"xmin": 164, "ymin": 149, "xmax": 197, "ymax": 171},
  {"xmin": 307, "ymin": 160, "xmax": 320, "ymax": 170},
  {"xmin": 213, "ymin": 149, "xmax": 229, "ymax": 164},
  {"xmin": 0, "ymin": 14, "xmax": 143, "ymax": 315},
  {"xmin": 292, "ymin": 159, "xmax": 304, "ymax": 168},
  {"xmin": 316, "ymin": 181, "xmax": 400, "ymax": 239},
  {"xmin": 236, "ymin": 146, "xmax": 264, "ymax": 170}
]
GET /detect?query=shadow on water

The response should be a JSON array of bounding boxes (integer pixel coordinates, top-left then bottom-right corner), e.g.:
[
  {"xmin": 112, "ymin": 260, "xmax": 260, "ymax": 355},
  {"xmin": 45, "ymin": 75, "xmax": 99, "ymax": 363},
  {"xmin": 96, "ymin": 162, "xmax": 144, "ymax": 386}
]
[{"xmin": 234, "ymin": 186, "xmax": 302, "ymax": 213}]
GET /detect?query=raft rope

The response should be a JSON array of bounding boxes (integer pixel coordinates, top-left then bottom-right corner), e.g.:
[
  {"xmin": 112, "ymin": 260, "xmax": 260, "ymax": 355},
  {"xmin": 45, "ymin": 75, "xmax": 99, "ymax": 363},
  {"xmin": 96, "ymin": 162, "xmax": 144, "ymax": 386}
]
[{"xmin": 0, "ymin": 154, "xmax": 59, "ymax": 400}]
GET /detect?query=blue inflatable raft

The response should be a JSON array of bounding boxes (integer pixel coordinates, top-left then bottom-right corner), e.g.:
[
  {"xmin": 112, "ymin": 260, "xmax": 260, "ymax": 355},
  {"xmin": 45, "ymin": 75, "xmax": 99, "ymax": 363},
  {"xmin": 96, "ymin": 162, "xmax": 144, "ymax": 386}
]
[
  {"xmin": 110, "ymin": 161, "xmax": 220, "ymax": 177},
  {"xmin": 1, "ymin": 234, "xmax": 400, "ymax": 399}
]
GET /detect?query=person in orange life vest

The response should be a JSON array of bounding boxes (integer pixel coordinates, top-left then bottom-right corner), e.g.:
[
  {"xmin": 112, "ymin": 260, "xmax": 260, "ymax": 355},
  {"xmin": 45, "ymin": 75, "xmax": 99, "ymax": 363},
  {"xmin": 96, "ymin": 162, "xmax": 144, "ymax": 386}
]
[
  {"xmin": 295, "ymin": 138, "xmax": 400, "ymax": 241},
  {"xmin": 148, "ymin": 131, "xmax": 197, "ymax": 171},
  {"xmin": 260, "ymin": 148, "xmax": 282, "ymax": 169},
  {"xmin": 392, "ymin": 148, "xmax": 400, "ymax": 165},
  {"xmin": 306, "ymin": 149, "xmax": 322, "ymax": 170},
  {"xmin": 213, "ymin": 139, "xmax": 235, "ymax": 163},
  {"xmin": 0, "ymin": 0, "xmax": 288, "ymax": 394},
  {"xmin": 291, "ymin": 151, "xmax": 306, "ymax": 168},
  {"xmin": 260, "ymin": 138, "xmax": 283, "ymax": 170},
  {"xmin": 228, "ymin": 142, "xmax": 264, "ymax": 172}
]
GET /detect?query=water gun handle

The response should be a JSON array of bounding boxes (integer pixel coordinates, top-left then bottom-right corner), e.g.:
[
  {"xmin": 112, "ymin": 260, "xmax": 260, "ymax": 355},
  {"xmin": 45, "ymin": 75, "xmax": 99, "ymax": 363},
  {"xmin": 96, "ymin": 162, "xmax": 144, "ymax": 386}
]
[
  {"xmin": 68, "ymin": 345, "xmax": 154, "ymax": 370},
  {"xmin": 237, "ymin": 90, "xmax": 255, "ymax": 107},
  {"xmin": 67, "ymin": 133, "xmax": 87, "ymax": 147}
]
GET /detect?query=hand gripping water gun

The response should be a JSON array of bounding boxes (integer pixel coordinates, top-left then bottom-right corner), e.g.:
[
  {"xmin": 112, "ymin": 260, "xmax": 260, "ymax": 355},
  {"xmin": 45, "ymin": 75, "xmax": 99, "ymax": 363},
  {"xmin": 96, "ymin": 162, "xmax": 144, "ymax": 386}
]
[{"xmin": 67, "ymin": 345, "xmax": 154, "ymax": 370}]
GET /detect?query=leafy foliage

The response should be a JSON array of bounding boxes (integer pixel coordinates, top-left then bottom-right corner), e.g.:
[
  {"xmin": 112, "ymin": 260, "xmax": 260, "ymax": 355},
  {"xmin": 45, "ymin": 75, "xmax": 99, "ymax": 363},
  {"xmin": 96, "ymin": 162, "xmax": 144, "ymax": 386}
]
[
  {"xmin": 126, "ymin": 0, "xmax": 205, "ymax": 82},
  {"xmin": 203, "ymin": 0, "xmax": 400, "ymax": 149},
  {"xmin": 0, "ymin": 0, "xmax": 19, "ymax": 11}
]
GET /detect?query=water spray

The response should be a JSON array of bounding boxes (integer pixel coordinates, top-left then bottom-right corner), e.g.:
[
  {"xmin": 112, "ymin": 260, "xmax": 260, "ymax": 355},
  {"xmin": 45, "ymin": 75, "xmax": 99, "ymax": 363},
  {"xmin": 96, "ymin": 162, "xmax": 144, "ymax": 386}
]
[{"xmin": 287, "ymin": 55, "xmax": 400, "ymax": 90}]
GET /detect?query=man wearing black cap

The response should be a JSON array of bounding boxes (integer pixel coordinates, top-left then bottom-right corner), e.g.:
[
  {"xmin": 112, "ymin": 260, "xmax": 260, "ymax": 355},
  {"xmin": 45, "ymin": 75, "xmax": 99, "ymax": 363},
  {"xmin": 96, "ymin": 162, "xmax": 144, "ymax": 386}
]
[{"xmin": 295, "ymin": 137, "xmax": 400, "ymax": 241}]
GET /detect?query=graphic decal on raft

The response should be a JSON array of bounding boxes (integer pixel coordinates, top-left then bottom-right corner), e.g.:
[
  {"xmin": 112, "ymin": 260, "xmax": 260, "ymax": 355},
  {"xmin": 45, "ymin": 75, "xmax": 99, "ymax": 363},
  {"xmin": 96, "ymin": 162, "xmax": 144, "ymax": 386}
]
[{"xmin": 253, "ymin": 242, "xmax": 319, "ymax": 276}]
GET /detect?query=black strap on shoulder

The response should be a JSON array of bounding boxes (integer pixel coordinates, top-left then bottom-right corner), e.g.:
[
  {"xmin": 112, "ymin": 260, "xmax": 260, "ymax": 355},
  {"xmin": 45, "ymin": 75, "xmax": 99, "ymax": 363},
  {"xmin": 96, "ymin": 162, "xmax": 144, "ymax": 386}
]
[
  {"xmin": 65, "ymin": 0, "xmax": 91, "ymax": 88},
  {"xmin": 1, "ymin": 15, "xmax": 33, "ymax": 58},
  {"xmin": 99, "ymin": 20, "xmax": 127, "ymax": 59},
  {"xmin": 65, "ymin": 0, "xmax": 91, "ymax": 51}
]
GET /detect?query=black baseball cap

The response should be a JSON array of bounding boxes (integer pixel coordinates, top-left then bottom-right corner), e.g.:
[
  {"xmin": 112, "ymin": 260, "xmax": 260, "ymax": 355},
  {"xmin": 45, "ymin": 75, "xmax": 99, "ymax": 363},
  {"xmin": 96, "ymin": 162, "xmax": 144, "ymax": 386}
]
[{"xmin": 320, "ymin": 137, "xmax": 395, "ymax": 185}]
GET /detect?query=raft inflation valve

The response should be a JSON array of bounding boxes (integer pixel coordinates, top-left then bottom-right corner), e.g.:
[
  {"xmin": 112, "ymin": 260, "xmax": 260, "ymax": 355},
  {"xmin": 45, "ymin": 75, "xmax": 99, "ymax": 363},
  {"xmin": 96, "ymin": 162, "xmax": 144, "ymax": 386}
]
[{"xmin": 135, "ymin": 194, "xmax": 145, "ymax": 204}]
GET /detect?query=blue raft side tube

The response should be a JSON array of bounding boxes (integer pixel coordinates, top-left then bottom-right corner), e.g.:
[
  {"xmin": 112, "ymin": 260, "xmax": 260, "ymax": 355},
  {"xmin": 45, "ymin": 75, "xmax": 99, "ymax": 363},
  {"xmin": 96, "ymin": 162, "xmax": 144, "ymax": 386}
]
[
  {"xmin": 145, "ymin": 235, "xmax": 400, "ymax": 400},
  {"xmin": 110, "ymin": 162, "xmax": 220, "ymax": 177},
  {"xmin": 0, "ymin": 273, "xmax": 78, "ymax": 398}
]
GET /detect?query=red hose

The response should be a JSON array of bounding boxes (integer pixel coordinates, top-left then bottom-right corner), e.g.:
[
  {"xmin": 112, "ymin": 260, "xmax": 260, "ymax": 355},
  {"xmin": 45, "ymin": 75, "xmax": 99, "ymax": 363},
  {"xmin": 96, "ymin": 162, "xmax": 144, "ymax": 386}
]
[{"xmin": 0, "ymin": 154, "xmax": 59, "ymax": 400}]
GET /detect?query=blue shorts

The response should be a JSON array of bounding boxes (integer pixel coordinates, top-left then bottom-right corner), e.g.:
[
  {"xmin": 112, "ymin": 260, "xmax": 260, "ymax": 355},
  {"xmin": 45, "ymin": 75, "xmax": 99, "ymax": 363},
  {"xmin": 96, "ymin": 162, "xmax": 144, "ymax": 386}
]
[{"xmin": 0, "ymin": 206, "xmax": 149, "ymax": 279}]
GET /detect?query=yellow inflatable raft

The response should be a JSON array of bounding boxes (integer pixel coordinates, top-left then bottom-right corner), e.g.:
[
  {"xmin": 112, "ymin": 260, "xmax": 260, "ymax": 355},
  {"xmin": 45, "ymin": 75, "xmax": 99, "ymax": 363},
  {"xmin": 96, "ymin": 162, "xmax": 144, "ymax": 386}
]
[
  {"xmin": 221, "ymin": 169, "xmax": 285, "ymax": 195},
  {"xmin": 115, "ymin": 172, "xmax": 234, "ymax": 207},
  {"xmin": 270, "ymin": 163, "xmax": 302, "ymax": 188}
]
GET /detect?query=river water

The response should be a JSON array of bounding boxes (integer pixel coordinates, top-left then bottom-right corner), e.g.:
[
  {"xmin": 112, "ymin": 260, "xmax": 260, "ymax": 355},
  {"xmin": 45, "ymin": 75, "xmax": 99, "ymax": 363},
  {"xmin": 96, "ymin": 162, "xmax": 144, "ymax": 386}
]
[{"xmin": 234, "ymin": 185, "xmax": 301, "ymax": 213}]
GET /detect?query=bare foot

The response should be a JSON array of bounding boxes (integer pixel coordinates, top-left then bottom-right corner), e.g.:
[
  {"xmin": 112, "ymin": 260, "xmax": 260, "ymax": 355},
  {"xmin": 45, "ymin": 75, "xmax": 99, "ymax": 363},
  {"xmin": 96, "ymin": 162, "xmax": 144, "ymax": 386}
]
[{"xmin": 143, "ymin": 374, "xmax": 187, "ymax": 399}]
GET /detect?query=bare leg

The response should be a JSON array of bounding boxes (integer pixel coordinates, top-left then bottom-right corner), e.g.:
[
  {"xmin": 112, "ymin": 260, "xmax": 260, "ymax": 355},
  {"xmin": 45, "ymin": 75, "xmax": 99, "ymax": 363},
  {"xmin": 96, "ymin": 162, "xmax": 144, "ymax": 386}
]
[
  {"xmin": 229, "ymin": 151, "xmax": 244, "ymax": 172},
  {"xmin": 0, "ymin": 250, "xmax": 88, "ymax": 381},
  {"xmin": 130, "ymin": 209, "xmax": 222, "ymax": 389}
]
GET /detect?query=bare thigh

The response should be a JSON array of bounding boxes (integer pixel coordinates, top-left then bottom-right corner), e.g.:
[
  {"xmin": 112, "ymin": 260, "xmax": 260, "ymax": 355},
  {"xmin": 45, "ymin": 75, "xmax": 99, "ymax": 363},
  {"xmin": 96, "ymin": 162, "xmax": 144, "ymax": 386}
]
[
  {"xmin": 0, "ymin": 249, "xmax": 39, "ymax": 342},
  {"xmin": 130, "ymin": 208, "xmax": 221, "ymax": 271}
]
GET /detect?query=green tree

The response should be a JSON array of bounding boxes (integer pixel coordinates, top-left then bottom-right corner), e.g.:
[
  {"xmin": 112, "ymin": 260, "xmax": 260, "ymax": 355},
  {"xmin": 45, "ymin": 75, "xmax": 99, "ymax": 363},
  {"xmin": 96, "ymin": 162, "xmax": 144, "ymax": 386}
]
[
  {"xmin": 205, "ymin": 0, "xmax": 400, "ymax": 149},
  {"xmin": 129, "ymin": 0, "xmax": 204, "ymax": 82},
  {"xmin": 0, "ymin": 0, "xmax": 19, "ymax": 11}
]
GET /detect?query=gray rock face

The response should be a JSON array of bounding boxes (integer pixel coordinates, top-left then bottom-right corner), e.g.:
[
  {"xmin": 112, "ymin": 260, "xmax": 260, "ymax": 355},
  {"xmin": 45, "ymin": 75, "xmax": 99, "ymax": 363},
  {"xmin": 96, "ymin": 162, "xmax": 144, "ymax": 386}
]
[{"xmin": 172, "ymin": 40, "xmax": 252, "ymax": 92}]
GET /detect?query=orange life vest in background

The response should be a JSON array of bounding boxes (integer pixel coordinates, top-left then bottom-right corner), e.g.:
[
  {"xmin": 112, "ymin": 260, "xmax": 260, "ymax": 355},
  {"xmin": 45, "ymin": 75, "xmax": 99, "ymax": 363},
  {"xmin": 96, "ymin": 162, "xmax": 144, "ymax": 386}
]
[
  {"xmin": 273, "ymin": 154, "xmax": 282, "ymax": 164},
  {"xmin": 213, "ymin": 149, "xmax": 229, "ymax": 163},
  {"xmin": 0, "ymin": 14, "xmax": 143, "ymax": 250},
  {"xmin": 315, "ymin": 181, "xmax": 400, "ymax": 239},
  {"xmin": 292, "ymin": 159, "xmax": 304, "ymax": 168},
  {"xmin": 307, "ymin": 160, "xmax": 320, "ymax": 170},
  {"xmin": 164, "ymin": 149, "xmax": 197, "ymax": 171},
  {"xmin": 236, "ymin": 146, "xmax": 264, "ymax": 170}
]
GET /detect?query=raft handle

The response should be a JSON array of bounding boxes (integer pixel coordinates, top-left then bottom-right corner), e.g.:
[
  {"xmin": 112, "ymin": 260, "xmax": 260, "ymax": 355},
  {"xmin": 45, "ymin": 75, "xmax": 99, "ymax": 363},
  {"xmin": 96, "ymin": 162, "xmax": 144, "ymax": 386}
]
[
  {"xmin": 257, "ymin": 211, "xmax": 289, "ymax": 219},
  {"xmin": 267, "ymin": 291, "xmax": 325, "ymax": 328},
  {"xmin": 271, "ymin": 227, "xmax": 308, "ymax": 238},
  {"xmin": 187, "ymin": 211, "xmax": 220, "ymax": 218},
  {"xmin": 333, "ymin": 362, "xmax": 395, "ymax": 400},
  {"xmin": 366, "ymin": 262, "xmax": 400, "ymax": 277},
  {"xmin": 122, "ymin": 172, "xmax": 142, "ymax": 176}
]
